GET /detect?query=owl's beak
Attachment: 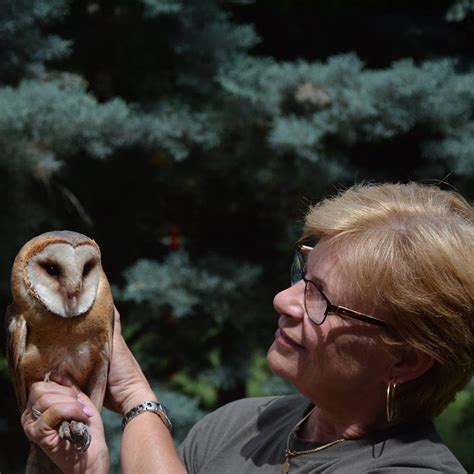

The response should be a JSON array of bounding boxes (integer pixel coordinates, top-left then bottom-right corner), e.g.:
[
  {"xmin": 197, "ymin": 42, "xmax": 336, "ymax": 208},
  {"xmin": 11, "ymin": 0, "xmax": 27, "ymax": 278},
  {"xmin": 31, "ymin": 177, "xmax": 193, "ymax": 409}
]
[
  {"xmin": 62, "ymin": 282, "xmax": 82, "ymax": 317},
  {"xmin": 67, "ymin": 287, "xmax": 81, "ymax": 299}
]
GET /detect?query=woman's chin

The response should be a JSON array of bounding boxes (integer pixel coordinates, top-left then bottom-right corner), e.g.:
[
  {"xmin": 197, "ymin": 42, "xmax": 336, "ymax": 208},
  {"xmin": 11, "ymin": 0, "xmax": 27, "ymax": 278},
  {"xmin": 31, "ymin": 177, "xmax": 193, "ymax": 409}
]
[{"xmin": 266, "ymin": 344, "xmax": 295, "ymax": 382}]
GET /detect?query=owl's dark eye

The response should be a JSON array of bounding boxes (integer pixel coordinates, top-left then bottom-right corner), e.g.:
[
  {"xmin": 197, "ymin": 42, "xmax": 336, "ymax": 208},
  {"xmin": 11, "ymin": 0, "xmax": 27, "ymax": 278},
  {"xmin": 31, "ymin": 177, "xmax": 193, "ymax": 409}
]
[
  {"xmin": 83, "ymin": 260, "xmax": 95, "ymax": 277},
  {"xmin": 42, "ymin": 263, "xmax": 61, "ymax": 277}
]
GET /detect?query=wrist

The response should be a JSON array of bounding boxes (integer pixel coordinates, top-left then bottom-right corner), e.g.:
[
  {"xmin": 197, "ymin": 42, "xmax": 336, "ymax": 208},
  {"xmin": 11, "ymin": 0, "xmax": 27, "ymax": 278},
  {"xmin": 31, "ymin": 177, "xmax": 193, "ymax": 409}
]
[
  {"xmin": 120, "ymin": 389, "xmax": 158, "ymax": 415},
  {"xmin": 87, "ymin": 449, "xmax": 110, "ymax": 474},
  {"xmin": 57, "ymin": 443, "xmax": 109, "ymax": 474},
  {"xmin": 88, "ymin": 456, "xmax": 109, "ymax": 474},
  {"xmin": 122, "ymin": 400, "xmax": 172, "ymax": 432}
]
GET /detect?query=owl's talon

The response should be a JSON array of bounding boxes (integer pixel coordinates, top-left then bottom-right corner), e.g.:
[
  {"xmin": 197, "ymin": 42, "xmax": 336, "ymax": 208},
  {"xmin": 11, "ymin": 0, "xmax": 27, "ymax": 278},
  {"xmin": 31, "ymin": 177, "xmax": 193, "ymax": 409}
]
[
  {"xmin": 59, "ymin": 420, "xmax": 71, "ymax": 440},
  {"xmin": 75, "ymin": 428, "xmax": 91, "ymax": 453},
  {"xmin": 59, "ymin": 420, "xmax": 91, "ymax": 453},
  {"xmin": 70, "ymin": 420, "xmax": 91, "ymax": 453}
]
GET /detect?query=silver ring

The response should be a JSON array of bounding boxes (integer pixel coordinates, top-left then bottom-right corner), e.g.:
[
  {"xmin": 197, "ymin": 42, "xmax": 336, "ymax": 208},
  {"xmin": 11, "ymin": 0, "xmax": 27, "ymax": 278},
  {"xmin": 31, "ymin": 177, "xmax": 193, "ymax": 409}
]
[{"xmin": 31, "ymin": 407, "xmax": 42, "ymax": 420}]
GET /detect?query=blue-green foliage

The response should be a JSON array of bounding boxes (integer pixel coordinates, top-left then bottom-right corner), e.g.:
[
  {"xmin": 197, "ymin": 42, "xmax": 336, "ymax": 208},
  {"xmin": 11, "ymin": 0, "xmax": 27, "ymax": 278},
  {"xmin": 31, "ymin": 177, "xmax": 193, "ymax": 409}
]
[
  {"xmin": 0, "ymin": 78, "xmax": 137, "ymax": 173},
  {"xmin": 118, "ymin": 251, "xmax": 265, "ymax": 397},
  {"xmin": 140, "ymin": 103, "xmax": 224, "ymax": 160},
  {"xmin": 0, "ymin": 0, "xmax": 71, "ymax": 80},
  {"xmin": 121, "ymin": 251, "xmax": 262, "ymax": 321},
  {"xmin": 2, "ymin": 0, "xmax": 474, "ymax": 183},
  {"xmin": 446, "ymin": 0, "xmax": 474, "ymax": 21},
  {"xmin": 220, "ymin": 54, "xmax": 474, "ymax": 170},
  {"xmin": 159, "ymin": 387, "xmax": 209, "ymax": 443},
  {"xmin": 141, "ymin": 0, "xmax": 184, "ymax": 16}
]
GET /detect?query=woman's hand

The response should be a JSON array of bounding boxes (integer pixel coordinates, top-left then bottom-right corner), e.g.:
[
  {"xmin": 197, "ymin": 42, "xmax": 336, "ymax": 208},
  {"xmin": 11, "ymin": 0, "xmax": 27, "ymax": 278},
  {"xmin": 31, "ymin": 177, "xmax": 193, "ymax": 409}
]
[
  {"xmin": 105, "ymin": 308, "xmax": 157, "ymax": 416},
  {"xmin": 21, "ymin": 377, "xmax": 109, "ymax": 473}
]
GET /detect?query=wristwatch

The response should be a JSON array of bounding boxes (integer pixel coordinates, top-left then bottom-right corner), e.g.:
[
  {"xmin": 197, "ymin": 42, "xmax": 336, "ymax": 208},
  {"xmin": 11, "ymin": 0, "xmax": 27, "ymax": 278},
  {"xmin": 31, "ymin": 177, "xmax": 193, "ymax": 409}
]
[{"xmin": 121, "ymin": 400, "xmax": 172, "ymax": 432}]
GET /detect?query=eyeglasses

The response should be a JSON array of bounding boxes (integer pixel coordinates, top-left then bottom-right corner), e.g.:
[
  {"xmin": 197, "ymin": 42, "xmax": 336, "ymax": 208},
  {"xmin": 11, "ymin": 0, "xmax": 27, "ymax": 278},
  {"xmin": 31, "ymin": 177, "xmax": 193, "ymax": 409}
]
[{"xmin": 291, "ymin": 244, "xmax": 388, "ymax": 328}]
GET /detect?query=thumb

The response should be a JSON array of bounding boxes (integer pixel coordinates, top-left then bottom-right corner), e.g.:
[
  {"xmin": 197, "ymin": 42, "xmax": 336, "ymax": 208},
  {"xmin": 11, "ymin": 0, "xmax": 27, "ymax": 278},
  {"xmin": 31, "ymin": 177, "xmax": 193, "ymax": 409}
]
[{"xmin": 47, "ymin": 372, "xmax": 81, "ymax": 394}]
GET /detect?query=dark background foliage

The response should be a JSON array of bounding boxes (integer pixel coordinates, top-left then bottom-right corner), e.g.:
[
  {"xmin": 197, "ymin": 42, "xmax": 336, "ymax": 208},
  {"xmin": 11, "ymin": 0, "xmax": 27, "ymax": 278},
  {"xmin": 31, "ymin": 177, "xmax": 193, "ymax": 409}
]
[{"xmin": 0, "ymin": 0, "xmax": 473, "ymax": 471}]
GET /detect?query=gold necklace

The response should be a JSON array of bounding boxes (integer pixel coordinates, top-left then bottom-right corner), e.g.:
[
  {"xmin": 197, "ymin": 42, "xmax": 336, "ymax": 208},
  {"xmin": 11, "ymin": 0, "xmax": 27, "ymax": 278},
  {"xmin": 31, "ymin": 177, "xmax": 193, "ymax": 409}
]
[{"xmin": 282, "ymin": 408, "xmax": 345, "ymax": 474}]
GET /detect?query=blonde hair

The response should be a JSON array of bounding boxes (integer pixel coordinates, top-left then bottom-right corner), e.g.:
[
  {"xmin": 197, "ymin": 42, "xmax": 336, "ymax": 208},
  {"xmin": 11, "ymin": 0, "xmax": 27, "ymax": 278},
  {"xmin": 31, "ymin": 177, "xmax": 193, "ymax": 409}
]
[{"xmin": 303, "ymin": 182, "xmax": 474, "ymax": 418}]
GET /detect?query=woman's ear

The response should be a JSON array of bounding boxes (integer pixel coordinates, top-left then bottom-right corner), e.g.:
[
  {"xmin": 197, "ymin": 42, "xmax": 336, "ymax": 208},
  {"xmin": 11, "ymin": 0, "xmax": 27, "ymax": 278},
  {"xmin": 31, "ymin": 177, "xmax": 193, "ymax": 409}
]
[{"xmin": 386, "ymin": 347, "xmax": 435, "ymax": 385}]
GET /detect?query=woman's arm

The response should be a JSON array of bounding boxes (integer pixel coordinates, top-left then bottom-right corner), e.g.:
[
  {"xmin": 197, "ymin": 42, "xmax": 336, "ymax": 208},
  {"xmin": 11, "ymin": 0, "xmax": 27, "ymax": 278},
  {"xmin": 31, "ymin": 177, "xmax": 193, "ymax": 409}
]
[
  {"xmin": 106, "ymin": 308, "xmax": 187, "ymax": 474},
  {"xmin": 121, "ymin": 406, "xmax": 186, "ymax": 473}
]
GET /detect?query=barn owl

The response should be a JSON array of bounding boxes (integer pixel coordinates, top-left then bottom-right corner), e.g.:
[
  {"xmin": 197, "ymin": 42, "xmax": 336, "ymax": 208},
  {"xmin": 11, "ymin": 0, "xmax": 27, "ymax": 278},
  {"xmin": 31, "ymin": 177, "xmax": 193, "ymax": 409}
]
[{"xmin": 5, "ymin": 230, "xmax": 114, "ymax": 473}]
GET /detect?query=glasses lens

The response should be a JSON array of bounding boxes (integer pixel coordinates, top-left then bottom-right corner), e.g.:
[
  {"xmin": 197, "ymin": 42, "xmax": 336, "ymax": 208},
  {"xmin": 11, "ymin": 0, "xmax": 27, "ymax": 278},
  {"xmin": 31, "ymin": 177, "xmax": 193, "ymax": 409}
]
[
  {"xmin": 290, "ymin": 251, "xmax": 305, "ymax": 285},
  {"xmin": 304, "ymin": 281, "xmax": 327, "ymax": 325}
]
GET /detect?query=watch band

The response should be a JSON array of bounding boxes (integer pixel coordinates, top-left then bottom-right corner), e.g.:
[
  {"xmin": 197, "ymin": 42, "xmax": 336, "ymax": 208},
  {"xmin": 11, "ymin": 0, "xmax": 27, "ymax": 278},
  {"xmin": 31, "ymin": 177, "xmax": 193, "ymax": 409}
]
[{"xmin": 121, "ymin": 400, "xmax": 172, "ymax": 432}]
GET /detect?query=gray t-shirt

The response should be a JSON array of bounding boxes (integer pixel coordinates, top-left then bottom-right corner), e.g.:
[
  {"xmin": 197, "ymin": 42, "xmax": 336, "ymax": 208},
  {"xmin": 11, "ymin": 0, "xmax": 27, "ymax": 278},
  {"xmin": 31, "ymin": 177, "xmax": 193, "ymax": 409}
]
[{"xmin": 178, "ymin": 394, "xmax": 466, "ymax": 473}]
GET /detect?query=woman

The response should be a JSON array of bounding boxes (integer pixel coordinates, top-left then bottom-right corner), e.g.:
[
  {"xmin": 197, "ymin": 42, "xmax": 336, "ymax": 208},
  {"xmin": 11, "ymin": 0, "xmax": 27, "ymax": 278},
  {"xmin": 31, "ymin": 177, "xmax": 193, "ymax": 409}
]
[{"xmin": 22, "ymin": 182, "xmax": 473, "ymax": 473}]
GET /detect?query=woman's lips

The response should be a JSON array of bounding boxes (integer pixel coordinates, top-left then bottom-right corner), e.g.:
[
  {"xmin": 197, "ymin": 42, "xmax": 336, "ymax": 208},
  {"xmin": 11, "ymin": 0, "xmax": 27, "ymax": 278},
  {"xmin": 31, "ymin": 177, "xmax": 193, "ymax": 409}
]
[{"xmin": 275, "ymin": 328, "xmax": 305, "ymax": 349}]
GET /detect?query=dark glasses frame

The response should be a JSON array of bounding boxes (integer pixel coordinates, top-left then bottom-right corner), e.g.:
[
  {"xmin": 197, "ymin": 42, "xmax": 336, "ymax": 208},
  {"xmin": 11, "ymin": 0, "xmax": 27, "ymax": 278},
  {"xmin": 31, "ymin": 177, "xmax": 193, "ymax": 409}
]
[{"xmin": 291, "ymin": 244, "xmax": 388, "ymax": 329}]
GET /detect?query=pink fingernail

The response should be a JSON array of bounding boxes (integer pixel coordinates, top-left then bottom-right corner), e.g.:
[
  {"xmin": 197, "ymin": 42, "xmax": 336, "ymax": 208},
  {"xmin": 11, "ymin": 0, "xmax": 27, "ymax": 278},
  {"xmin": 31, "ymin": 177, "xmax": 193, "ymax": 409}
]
[
  {"xmin": 77, "ymin": 398, "xmax": 86, "ymax": 407},
  {"xmin": 82, "ymin": 406, "xmax": 93, "ymax": 417}
]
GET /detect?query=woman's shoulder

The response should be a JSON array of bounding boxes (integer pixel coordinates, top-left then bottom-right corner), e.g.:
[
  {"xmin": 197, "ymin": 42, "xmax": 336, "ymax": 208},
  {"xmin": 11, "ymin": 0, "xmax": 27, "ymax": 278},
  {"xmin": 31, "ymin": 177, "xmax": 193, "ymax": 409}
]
[
  {"xmin": 197, "ymin": 393, "xmax": 308, "ymax": 430},
  {"xmin": 178, "ymin": 394, "xmax": 309, "ymax": 473},
  {"xmin": 359, "ymin": 419, "xmax": 467, "ymax": 473},
  {"xmin": 215, "ymin": 393, "xmax": 306, "ymax": 415}
]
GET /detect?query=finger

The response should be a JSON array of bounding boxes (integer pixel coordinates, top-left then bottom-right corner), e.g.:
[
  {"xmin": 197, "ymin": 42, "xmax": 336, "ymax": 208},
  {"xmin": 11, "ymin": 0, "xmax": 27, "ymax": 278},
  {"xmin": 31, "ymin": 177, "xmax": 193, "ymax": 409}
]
[
  {"xmin": 48, "ymin": 372, "xmax": 81, "ymax": 391},
  {"xmin": 77, "ymin": 395, "xmax": 97, "ymax": 418},
  {"xmin": 27, "ymin": 381, "xmax": 79, "ymax": 410},
  {"xmin": 33, "ymin": 393, "xmax": 81, "ymax": 415},
  {"xmin": 22, "ymin": 399, "xmax": 90, "ymax": 444},
  {"xmin": 41, "ymin": 401, "xmax": 91, "ymax": 429}
]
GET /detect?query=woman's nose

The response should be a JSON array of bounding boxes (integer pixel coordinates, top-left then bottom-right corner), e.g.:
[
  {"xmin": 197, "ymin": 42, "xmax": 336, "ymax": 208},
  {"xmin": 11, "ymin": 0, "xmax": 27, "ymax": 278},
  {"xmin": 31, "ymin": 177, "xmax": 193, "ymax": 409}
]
[{"xmin": 273, "ymin": 281, "xmax": 306, "ymax": 320}]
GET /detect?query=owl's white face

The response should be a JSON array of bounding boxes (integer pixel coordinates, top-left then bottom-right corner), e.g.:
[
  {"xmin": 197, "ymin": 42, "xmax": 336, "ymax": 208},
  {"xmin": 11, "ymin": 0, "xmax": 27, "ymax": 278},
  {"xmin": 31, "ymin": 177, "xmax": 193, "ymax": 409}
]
[{"xmin": 26, "ymin": 242, "xmax": 101, "ymax": 318}]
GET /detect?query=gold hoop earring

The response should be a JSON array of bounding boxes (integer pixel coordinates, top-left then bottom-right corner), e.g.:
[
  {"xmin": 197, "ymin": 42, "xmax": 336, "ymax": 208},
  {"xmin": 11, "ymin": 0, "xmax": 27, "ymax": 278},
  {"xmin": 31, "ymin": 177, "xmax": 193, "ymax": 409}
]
[{"xmin": 386, "ymin": 381, "xmax": 397, "ymax": 424}]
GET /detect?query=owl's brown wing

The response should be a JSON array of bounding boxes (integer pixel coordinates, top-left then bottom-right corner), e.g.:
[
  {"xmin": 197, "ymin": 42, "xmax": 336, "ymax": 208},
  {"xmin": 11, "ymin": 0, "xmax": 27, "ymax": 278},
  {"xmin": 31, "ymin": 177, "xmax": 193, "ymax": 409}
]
[
  {"xmin": 85, "ymin": 301, "xmax": 114, "ymax": 410},
  {"xmin": 5, "ymin": 304, "xmax": 28, "ymax": 412}
]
